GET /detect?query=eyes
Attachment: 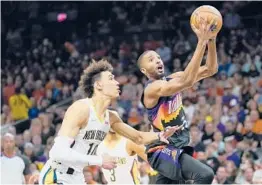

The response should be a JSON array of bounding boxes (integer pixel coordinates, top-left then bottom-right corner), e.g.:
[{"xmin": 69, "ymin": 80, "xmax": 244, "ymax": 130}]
[
  {"xmin": 149, "ymin": 55, "xmax": 161, "ymax": 62},
  {"xmin": 109, "ymin": 75, "xmax": 115, "ymax": 80}
]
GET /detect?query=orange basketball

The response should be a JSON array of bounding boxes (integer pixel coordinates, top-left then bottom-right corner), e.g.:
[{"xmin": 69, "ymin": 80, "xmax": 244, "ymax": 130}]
[{"xmin": 190, "ymin": 5, "xmax": 223, "ymax": 35}]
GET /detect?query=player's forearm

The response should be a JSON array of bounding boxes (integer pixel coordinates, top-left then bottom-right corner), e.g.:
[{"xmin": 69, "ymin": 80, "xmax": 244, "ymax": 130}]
[
  {"xmin": 181, "ymin": 40, "xmax": 207, "ymax": 85},
  {"xmin": 137, "ymin": 131, "xmax": 159, "ymax": 145},
  {"xmin": 205, "ymin": 39, "xmax": 218, "ymax": 75},
  {"xmin": 49, "ymin": 136, "xmax": 102, "ymax": 167}
]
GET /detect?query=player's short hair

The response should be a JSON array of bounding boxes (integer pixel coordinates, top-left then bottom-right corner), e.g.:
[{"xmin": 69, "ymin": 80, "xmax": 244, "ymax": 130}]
[
  {"xmin": 79, "ymin": 59, "xmax": 113, "ymax": 98},
  {"xmin": 137, "ymin": 50, "xmax": 150, "ymax": 68}
]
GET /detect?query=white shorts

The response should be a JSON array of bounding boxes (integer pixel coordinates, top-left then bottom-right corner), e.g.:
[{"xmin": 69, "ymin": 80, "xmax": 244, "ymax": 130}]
[{"xmin": 39, "ymin": 161, "xmax": 85, "ymax": 185}]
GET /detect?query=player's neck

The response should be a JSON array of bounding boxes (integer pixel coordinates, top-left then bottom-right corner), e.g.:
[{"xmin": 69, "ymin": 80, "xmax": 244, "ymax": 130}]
[{"xmin": 91, "ymin": 95, "xmax": 111, "ymax": 117}]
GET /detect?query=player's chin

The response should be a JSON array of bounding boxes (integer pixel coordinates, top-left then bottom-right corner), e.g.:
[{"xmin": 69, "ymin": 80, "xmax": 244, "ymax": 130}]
[
  {"xmin": 112, "ymin": 93, "xmax": 120, "ymax": 99},
  {"xmin": 156, "ymin": 71, "xmax": 165, "ymax": 78}
]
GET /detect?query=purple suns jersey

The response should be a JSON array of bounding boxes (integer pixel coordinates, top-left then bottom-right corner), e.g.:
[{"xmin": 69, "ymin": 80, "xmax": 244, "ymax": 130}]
[{"xmin": 141, "ymin": 77, "xmax": 190, "ymax": 150}]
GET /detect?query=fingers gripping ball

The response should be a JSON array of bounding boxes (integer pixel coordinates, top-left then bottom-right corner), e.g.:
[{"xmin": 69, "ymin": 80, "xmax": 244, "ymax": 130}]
[{"xmin": 190, "ymin": 5, "xmax": 223, "ymax": 35}]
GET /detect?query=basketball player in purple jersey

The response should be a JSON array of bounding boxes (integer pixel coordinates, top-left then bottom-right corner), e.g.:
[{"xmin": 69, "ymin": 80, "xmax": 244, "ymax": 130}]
[{"xmin": 137, "ymin": 19, "xmax": 218, "ymax": 184}]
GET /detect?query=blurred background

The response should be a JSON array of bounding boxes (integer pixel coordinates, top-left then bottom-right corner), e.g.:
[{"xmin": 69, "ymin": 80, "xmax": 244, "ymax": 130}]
[{"xmin": 1, "ymin": 1, "xmax": 262, "ymax": 184}]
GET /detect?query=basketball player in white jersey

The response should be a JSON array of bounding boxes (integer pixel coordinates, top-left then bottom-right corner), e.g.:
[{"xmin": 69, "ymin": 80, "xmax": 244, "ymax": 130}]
[
  {"xmin": 97, "ymin": 128, "xmax": 147, "ymax": 184},
  {"xmin": 39, "ymin": 59, "xmax": 183, "ymax": 185}
]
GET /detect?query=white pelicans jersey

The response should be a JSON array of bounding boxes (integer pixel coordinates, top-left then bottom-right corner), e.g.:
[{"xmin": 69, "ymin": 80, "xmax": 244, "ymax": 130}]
[
  {"xmin": 97, "ymin": 137, "xmax": 140, "ymax": 184},
  {"xmin": 49, "ymin": 99, "xmax": 111, "ymax": 171}
]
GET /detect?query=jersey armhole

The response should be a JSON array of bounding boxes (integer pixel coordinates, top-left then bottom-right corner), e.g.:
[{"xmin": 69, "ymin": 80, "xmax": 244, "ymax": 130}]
[
  {"xmin": 126, "ymin": 140, "xmax": 135, "ymax": 156},
  {"xmin": 141, "ymin": 90, "xmax": 162, "ymax": 111}
]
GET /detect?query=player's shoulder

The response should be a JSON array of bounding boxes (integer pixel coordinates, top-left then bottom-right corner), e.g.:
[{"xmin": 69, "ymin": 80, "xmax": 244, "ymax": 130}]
[
  {"xmin": 108, "ymin": 109, "xmax": 123, "ymax": 124},
  {"xmin": 108, "ymin": 109, "xmax": 119, "ymax": 118},
  {"xmin": 144, "ymin": 79, "xmax": 167, "ymax": 96},
  {"xmin": 70, "ymin": 98, "xmax": 90, "ymax": 109},
  {"xmin": 65, "ymin": 98, "xmax": 90, "ymax": 116}
]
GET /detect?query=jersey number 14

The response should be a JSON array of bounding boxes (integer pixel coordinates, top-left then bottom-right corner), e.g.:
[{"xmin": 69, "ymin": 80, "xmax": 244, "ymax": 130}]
[{"xmin": 87, "ymin": 143, "xmax": 98, "ymax": 155}]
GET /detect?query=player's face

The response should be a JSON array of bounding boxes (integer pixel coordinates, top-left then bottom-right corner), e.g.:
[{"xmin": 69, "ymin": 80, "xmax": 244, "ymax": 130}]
[
  {"xmin": 140, "ymin": 51, "xmax": 165, "ymax": 79},
  {"xmin": 97, "ymin": 71, "xmax": 120, "ymax": 99}
]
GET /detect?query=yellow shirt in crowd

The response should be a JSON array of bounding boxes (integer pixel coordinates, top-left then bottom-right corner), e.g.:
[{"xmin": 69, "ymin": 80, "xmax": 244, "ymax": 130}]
[{"xmin": 9, "ymin": 94, "xmax": 32, "ymax": 120}]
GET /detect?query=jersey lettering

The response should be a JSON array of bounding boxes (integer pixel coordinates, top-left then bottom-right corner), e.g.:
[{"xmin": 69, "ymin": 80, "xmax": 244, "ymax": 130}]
[
  {"xmin": 83, "ymin": 130, "xmax": 107, "ymax": 141},
  {"xmin": 168, "ymin": 94, "xmax": 182, "ymax": 114}
]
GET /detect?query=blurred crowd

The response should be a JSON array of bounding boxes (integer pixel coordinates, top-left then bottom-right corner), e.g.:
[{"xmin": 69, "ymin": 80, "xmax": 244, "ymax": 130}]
[{"xmin": 1, "ymin": 1, "xmax": 262, "ymax": 184}]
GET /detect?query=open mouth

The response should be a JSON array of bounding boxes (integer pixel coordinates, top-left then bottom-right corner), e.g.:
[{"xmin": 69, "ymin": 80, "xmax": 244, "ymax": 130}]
[
  {"xmin": 157, "ymin": 65, "xmax": 164, "ymax": 72},
  {"xmin": 117, "ymin": 87, "xmax": 121, "ymax": 93}
]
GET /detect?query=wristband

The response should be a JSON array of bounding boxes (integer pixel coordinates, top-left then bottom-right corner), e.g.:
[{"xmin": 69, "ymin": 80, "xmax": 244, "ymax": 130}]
[{"xmin": 157, "ymin": 132, "xmax": 162, "ymax": 141}]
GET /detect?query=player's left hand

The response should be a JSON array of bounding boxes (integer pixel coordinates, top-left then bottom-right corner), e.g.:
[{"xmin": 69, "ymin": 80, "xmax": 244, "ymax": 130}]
[{"xmin": 158, "ymin": 124, "xmax": 185, "ymax": 144}]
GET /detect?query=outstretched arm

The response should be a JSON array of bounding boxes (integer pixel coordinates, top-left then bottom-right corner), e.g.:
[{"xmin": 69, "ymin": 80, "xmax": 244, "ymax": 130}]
[{"xmin": 110, "ymin": 111, "xmax": 182, "ymax": 145}]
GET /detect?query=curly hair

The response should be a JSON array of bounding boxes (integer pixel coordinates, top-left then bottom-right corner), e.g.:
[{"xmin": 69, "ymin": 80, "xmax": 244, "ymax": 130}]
[{"xmin": 79, "ymin": 59, "xmax": 113, "ymax": 98}]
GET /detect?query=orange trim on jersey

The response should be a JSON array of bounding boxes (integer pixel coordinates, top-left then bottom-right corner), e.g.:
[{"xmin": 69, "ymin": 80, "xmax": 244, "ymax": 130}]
[{"xmin": 147, "ymin": 145, "xmax": 166, "ymax": 153}]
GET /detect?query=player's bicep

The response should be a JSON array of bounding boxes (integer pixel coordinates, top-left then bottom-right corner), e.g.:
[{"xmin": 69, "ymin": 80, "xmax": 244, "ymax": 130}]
[
  {"xmin": 58, "ymin": 101, "xmax": 89, "ymax": 138},
  {"xmin": 146, "ymin": 79, "xmax": 189, "ymax": 98},
  {"xmin": 167, "ymin": 71, "xmax": 184, "ymax": 79}
]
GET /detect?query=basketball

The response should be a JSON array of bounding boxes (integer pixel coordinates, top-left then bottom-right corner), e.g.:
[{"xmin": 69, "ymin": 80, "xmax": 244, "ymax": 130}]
[{"xmin": 190, "ymin": 5, "xmax": 223, "ymax": 35}]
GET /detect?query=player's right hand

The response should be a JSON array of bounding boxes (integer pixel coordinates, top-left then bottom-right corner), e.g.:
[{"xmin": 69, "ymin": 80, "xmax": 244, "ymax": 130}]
[
  {"xmin": 191, "ymin": 15, "xmax": 217, "ymax": 41},
  {"xmin": 101, "ymin": 154, "xmax": 117, "ymax": 170}
]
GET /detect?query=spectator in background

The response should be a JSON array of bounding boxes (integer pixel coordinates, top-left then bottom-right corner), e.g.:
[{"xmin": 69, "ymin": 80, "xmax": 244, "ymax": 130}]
[
  {"xmin": 172, "ymin": 58, "xmax": 183, "ymax": 73},
  {"xmin": 225, "ymin": 141, "xmax": 241, "ymax": 168},
  {"xmin": 3, "ymin": 76, "xmax": 16, "ymax": 104},
  {"xmin": 1, "ymin": 104, "xmax": 13, "ymax": 125},
  {"xmin": 28, "ymin": 97, "xmax": 40, "ymax": 119},
  {"xmin": 32, "ymin": 80, "xmax": 45, "ymax": 102},
  {"xmin": 214, "ymin": 166, "xmax": 232, "ymax": 184},
  {"xmin": 252, "ymin": 159, "xmax": 262, "ymax": 184},
  {"xmin": 31, "ymin": 135, "xmax": 45, "ymax": 157},
  {"xmin": 9, "ymin": 87, "xmax": 32, "ymax": 133},
  {"xmin": 83, "ymin": 168, "xmax": 99, "ymax": 184},
  {"xmin": 183, "ymin": 98, "xmax": 196, "ymax": 126},
  {"xmin": 1, "ymin": 133, "xmax": 31, "ymax": 184},
  {"xmin": 225, "ymin": 160, "xmax": 238, "ymax": 183},
  {"xmin": 9, "ymin": 87, "xmax": 32, "ymax": 121},
  {"xmin": 30, "ymin": 118, "xmax": 42, "ymax": 137},
  {"xmin": 39, "ymin": 114, "xmax": 55, "ymax": 145},
  {"xmin": 23, "ymin": 142, "xmax": 37, "ymax": 163},
  {"xmin": 202, "ymin": 123, "xmax": 215, "ymax": 146},
  {"xmin": 213, "ymin": 130, "xmax": 225, "ymax": 153},
  {"xmin": 190, "ymin": 125, "xmax": 205, "ymax": 152},
  {"xmin": 23, "ymin": 130, "xmax": 32, "ymax": 143},
  {"xmin": 156, "ymin": 40, "xmax": 171, "ymax": 68},
  {"xmin": 224, "ymin": 7, "xmax": 242, "ymax": 29}
]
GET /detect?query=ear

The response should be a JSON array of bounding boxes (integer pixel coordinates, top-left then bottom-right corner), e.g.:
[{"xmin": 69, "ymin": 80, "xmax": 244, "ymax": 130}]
[
  {"xmin": 94, "ymin": 81, "xmax": 102, "ymax": 91},
  {"xmin": 140, "ymin": 68, "xmax": 146, "ymax": 75}
]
